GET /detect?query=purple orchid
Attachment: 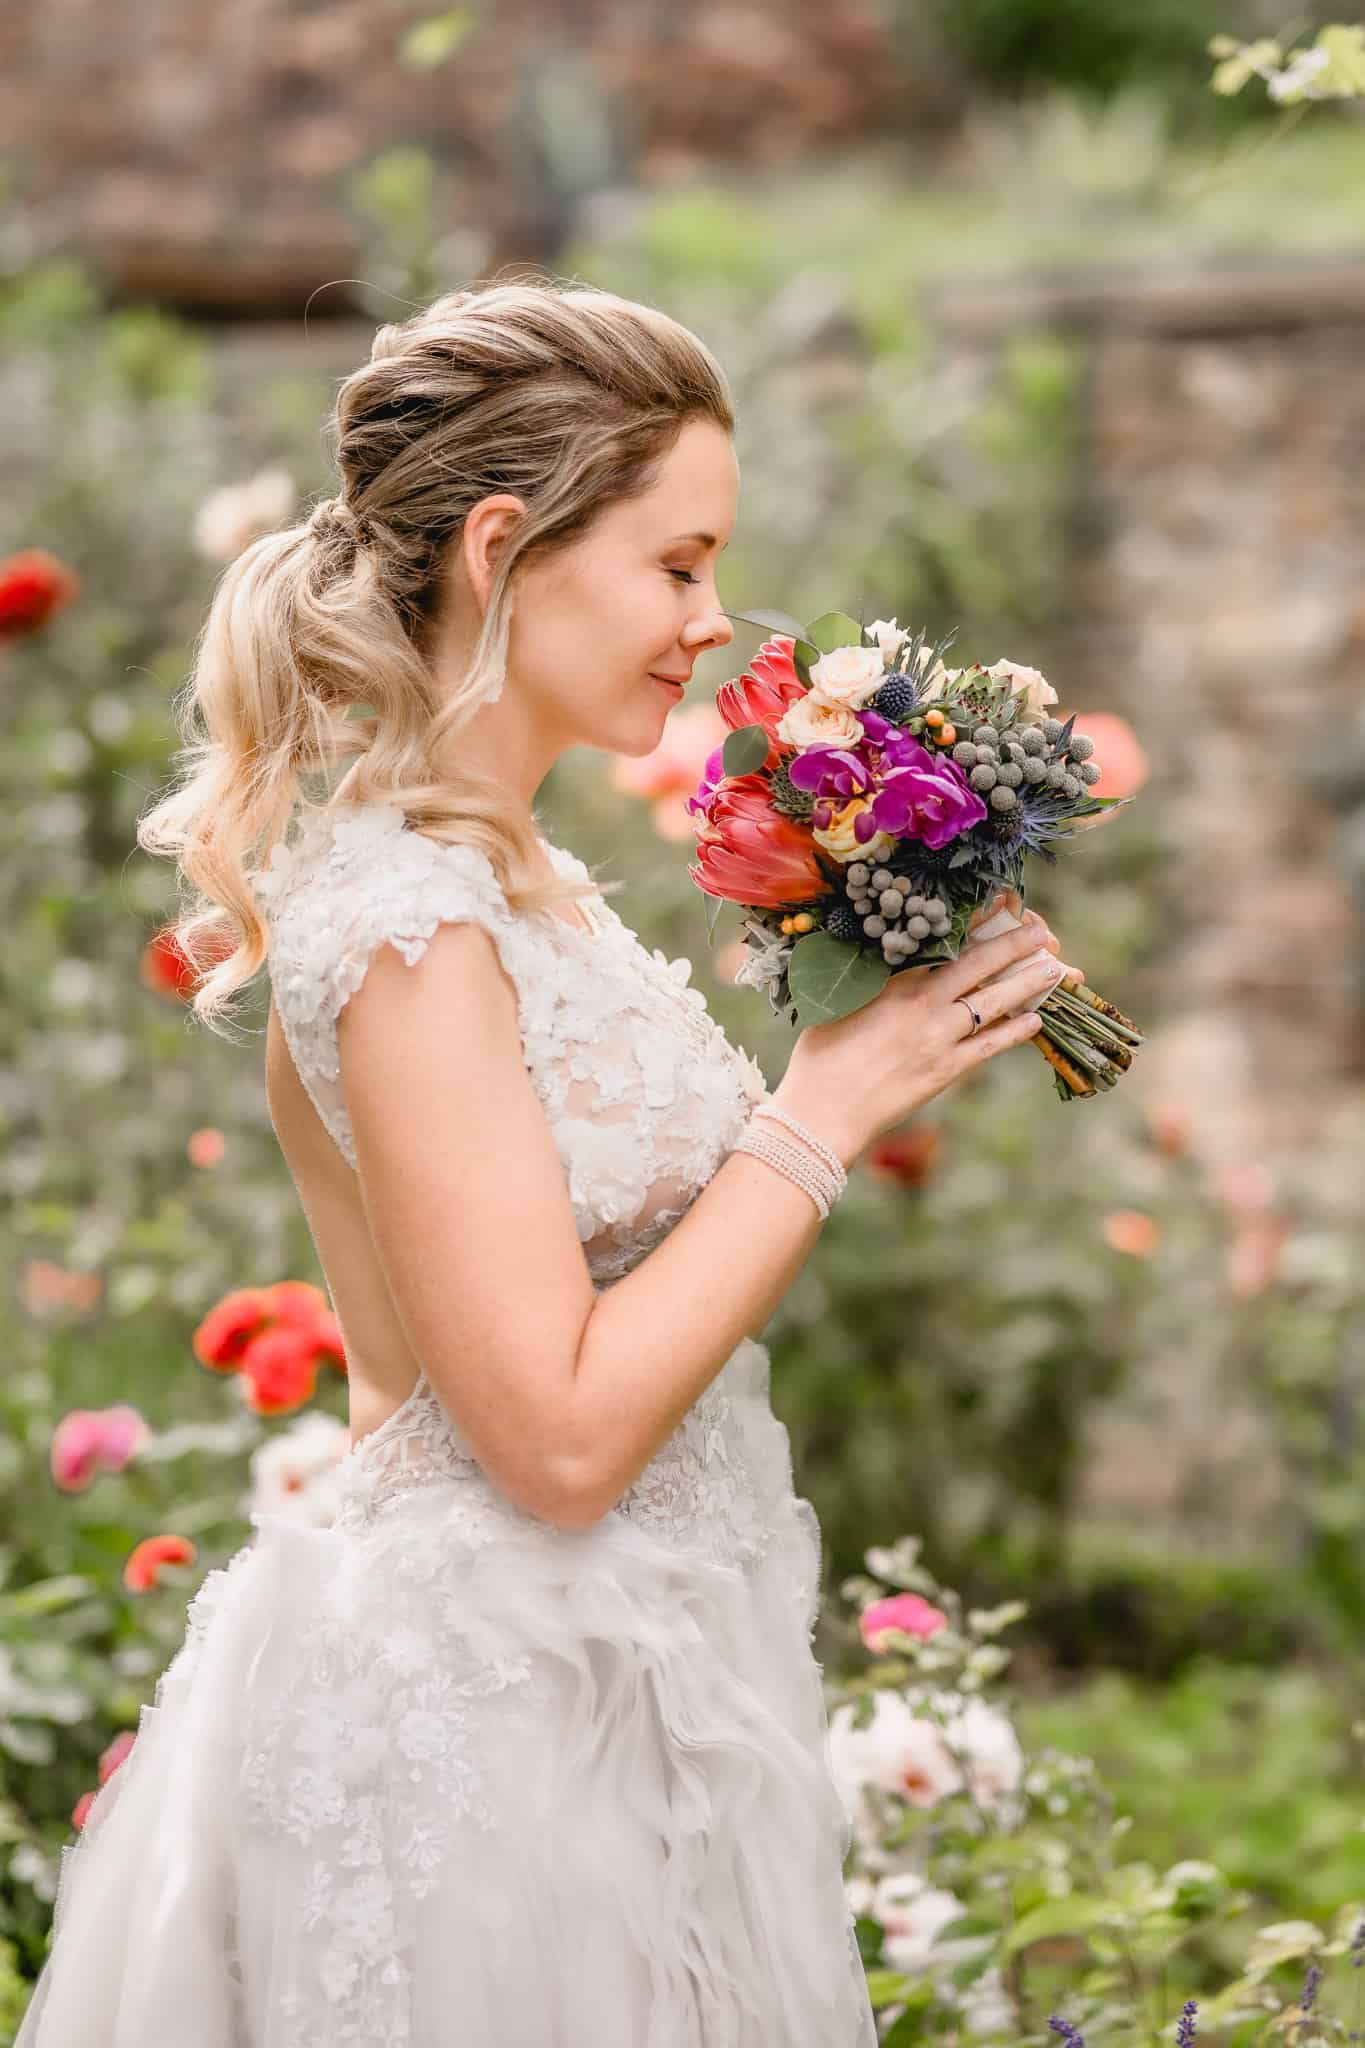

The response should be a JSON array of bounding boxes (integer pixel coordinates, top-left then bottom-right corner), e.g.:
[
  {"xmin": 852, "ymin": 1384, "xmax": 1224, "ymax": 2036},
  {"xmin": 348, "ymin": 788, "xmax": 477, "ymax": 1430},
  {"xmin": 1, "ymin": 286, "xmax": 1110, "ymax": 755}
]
[{"xmin": 785, "ymin": 711, "xmax": 987, "ymax": 851}]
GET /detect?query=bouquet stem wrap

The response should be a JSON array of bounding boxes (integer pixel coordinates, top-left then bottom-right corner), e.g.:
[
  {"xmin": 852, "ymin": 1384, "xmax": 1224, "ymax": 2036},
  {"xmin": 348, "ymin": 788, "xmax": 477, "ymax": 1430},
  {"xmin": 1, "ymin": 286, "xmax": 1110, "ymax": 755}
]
[{"xmin": 963, "ymin": 904, "xmax": 1141, "ymax": 1101}]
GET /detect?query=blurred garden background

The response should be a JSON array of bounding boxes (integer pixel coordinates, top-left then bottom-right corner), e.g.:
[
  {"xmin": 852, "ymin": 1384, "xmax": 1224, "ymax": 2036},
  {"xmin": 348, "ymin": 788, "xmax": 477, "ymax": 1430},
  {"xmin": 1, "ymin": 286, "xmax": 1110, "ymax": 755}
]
[{"xmin": 1, "ymin": 1, "xmax": 1363, "ymax": 2040}]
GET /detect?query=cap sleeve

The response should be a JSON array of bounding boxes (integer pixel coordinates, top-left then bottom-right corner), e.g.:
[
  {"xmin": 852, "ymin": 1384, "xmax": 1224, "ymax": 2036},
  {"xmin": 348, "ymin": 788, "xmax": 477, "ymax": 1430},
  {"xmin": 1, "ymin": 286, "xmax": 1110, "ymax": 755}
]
[{"xmin": 266, "ymin": 806, "xmax": 538, "ymax": 1170}]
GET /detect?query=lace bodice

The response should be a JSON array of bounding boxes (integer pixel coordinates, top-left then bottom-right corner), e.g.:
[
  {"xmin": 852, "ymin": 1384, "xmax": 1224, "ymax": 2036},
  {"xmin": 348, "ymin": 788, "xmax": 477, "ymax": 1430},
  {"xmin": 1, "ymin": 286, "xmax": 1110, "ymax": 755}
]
[
  {"xmin": 255, "ymin": 800, "xmax": 796, "ymax": 1566},
  {"xmin": 257, "ymin": 801, "xmax": 770, "ymax": 1283}
]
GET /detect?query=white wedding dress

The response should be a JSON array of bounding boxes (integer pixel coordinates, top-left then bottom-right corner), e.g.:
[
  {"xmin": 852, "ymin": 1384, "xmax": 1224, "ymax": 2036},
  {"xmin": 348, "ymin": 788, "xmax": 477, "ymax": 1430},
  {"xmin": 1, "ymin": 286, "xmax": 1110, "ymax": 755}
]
[{"xmin": 16, "ymin": 800, "xmax": 878, "ymax": 2048}]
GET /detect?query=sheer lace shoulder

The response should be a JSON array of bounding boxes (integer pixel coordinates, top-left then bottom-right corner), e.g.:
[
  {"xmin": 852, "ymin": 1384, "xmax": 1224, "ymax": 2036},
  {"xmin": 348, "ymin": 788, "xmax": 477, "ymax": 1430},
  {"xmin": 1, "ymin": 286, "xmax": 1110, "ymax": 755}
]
[{"xmin": 257, "ymin": 800, "xmax": 770, "ymax": 1287}]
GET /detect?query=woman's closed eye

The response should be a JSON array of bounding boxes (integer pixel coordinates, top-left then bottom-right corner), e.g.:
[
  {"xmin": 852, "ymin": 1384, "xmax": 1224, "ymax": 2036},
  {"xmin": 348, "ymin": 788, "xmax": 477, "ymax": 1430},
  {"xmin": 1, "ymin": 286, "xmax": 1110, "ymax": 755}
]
[{"xmin": 668, "ymin": 569, "xmax": 699, "ymax": 585}]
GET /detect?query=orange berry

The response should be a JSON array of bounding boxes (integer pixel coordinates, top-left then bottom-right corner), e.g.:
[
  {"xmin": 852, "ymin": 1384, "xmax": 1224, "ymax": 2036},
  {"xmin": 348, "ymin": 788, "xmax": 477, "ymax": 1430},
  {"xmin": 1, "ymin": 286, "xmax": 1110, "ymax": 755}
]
[
  {"xmin": 780, "ymin": 917, "xmax": 793, "ymax": 935},
  {"xmin": 924, "ymin": 708, "xmax": 946, "ymax": 729},
  {"xmin": 793, "ymin": 913, "xmax": 814, "ymax": 933},
  {"xmin": 935, "ymin": 724, "xmax": 957, "ymax": 746}
]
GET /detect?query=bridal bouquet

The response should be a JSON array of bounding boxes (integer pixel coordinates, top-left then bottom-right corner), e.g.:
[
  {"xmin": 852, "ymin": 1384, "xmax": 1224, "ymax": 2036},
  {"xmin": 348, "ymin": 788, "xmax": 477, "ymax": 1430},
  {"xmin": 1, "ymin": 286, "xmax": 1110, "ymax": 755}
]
[{"xmin": 686, "ymin": 609, "xmax": 1142, "ymax": 1102}]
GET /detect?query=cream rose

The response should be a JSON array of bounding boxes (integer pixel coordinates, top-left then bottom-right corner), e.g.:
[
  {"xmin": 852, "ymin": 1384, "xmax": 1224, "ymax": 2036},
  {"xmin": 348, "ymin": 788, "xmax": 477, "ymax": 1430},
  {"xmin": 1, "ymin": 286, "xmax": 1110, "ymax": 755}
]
[
  {"xmin": 776, "ymin": 691, "xmax": 864, "ymax": 751},
  {"xmin": 812, "ymin": 796, "xmax": 896, "ymax": 867},
  {"xmin": 866, "ymin": 616, "xmax": 910, "ymax": 666},
  {"xmin": 806, "ymin": 643, "xmax": 887, "ymax": 709},
  {"xmin": 982, "ymin": 657, "xmax": 1058, "ymax": 719}
]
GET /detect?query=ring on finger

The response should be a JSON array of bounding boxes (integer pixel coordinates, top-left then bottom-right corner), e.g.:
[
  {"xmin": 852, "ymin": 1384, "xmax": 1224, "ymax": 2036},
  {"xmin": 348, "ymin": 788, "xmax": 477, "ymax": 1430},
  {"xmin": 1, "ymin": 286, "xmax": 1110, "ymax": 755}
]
[{"xmin": 953, "ymin": 994, "xmax": 983, "ymax": 1037}]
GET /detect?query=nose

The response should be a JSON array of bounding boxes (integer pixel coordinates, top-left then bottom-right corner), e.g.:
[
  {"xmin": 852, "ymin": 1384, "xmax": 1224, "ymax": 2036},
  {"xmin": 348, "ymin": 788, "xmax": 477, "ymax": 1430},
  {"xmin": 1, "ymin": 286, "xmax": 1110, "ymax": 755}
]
[{"xmin": 685, "ymin": 603, "xmax": 733, "ymax": 655}]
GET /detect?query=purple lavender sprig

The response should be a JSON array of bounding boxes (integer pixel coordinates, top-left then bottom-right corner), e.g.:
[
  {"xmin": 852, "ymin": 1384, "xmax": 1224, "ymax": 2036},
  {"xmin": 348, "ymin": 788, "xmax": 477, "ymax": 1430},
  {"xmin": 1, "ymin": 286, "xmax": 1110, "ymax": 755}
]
[
  {"xmin": 1049, "ymin": 2016, "xmax": 1087, "ymax": 2048},
  {"xmin": 1301, "ymin": 1963, "xmax": 1323, "ymax": 2015},
  {"xmin": 1176, "ymin": 1997, "xmax": 1199, "ymax": 2046}
]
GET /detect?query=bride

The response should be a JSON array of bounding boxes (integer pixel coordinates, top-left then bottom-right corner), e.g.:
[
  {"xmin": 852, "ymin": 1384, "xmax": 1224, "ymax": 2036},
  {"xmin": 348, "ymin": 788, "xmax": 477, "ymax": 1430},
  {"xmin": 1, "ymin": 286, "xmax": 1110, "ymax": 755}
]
[{"xmin": 17, "ymin": 276, "xmax": 1070, "ymax": 2046}]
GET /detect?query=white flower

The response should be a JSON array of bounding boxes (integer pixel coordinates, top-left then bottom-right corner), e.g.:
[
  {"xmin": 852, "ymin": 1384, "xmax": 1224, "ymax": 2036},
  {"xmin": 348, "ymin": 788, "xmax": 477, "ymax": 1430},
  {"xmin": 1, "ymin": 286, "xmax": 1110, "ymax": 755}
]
[
  {"xmin": 806, "ymin": 644, "xmax": 887, "ymax": 709},
  {"xmin": 981, "ymin": 657, "xmax": 1058, "ymax": 719},
  {"xmin": 828, "ymin": 1690, "xmax": 965, "ymax": 1828},
  {"xmin": 962, "ymin": 1964, "xmax": 1016, "ymax": 2037},
  {"xmin": 872, "ymin": 1871, "xmax": 968, "ymax": 1973},
  {"xmin": 246, "ymin": 1409, "xmax": 350, "ymax": 1528},
  {"xmin": 193, "ymin": 465, "xmax": 297, "ymax": 563},
  {"xmin": 1267, "ymin": 45, "xmax": 1331, "ymax": 99},
  {"xmin": 776, "ymin": 689, "xmax": 865, "ymax": 751},
  {"xmin": 866, "ymin": 617, "xmax": 911, "ymax": 665},
  {"xmin": 940, "ymin": 1694, "xmax": 1024, "ymax": 1810}
]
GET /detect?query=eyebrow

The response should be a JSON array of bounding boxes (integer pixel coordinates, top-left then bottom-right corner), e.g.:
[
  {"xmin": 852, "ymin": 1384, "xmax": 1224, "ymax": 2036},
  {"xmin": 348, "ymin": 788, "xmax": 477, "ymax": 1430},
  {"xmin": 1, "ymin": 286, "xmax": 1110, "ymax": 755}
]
[{"xmin": 666, "ymin": 532, "xmax": 729, "ymax": 550}]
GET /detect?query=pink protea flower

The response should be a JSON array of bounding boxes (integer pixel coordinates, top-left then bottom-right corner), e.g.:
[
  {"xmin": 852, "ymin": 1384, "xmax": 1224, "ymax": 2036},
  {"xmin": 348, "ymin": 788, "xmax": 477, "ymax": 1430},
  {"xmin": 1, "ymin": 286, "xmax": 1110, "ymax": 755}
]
[
  {"xmin": 714, "ymin": 635, "xmax": 807, "ymax": 772},
  {"xmin": 123, "ymin": 1533, "xmax": 198, "ymax": 1593},
  {"xmin": 689, "ymin": 774, "xmax": 835, "ymax": 909},
  {"xmin": 50, "ymin": 1405, "xmax": 151, "ymax": 1492},
  {"xmin": 860, "ymin": 1592, "xmax": 950, "ymax": 1653}
]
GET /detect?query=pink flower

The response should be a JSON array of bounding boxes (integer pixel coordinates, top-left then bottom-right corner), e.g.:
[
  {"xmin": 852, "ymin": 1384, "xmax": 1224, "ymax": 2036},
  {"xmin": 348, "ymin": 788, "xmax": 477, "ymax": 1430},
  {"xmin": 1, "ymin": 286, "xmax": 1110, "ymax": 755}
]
[
  {"xmin": 97, "ymin": 1729, "xmax": 138, "ymax": 1785},
  {"xmin": 49, "ymin": 1405, "xmax": 151, "ymax": 1492},
  {"xmin": 860, "ymin": 1592, "xmax": 949, "ymax": 1652}
]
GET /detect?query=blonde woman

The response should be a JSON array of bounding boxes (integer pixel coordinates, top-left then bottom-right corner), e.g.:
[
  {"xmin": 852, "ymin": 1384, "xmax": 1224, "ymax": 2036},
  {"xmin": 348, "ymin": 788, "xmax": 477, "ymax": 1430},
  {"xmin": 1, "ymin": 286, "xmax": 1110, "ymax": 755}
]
[{"xmin": 18, "ymin": 276, "xmax": 1070, "ymax": 2046}]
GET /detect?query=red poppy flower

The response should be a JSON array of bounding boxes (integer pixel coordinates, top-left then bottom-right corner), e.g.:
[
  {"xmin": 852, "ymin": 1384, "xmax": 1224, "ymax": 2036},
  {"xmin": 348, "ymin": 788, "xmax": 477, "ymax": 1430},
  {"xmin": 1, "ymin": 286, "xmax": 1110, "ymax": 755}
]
[
  {"xmin": 123, "ymin": 1532, "xmax": 198, "ymax": 1593},
  {"xmin": 0, "ymin": 549, "xmax": 80, "ymax": 638}
]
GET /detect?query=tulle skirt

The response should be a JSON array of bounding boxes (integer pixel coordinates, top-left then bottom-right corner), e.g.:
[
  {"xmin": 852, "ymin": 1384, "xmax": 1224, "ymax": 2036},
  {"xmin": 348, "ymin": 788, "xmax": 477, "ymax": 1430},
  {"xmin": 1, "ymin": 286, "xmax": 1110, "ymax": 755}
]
[{"xmin": 16, "ymin": 1338, "xmax": 877, "ymax": 2047}]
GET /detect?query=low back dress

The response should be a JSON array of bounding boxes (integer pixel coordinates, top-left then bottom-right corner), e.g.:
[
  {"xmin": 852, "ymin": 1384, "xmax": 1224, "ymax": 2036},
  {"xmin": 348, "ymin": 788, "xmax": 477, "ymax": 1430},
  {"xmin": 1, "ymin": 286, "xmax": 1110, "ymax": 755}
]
[{"xmin": 15, "ymin": 798, "xmax": 878, "ymax": 2048}]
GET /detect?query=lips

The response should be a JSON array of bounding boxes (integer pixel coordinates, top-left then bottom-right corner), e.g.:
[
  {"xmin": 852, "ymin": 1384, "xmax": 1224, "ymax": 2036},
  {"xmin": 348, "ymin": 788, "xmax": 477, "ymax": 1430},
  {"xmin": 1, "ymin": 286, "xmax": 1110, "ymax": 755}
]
[{"xmin": 650, "ymin": 673, "xmax": 689, "ymax": 685}]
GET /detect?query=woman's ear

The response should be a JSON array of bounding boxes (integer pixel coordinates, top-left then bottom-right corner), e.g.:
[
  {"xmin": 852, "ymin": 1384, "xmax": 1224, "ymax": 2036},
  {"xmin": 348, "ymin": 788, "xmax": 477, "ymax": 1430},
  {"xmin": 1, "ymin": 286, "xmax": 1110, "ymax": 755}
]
[{"xmin": 461, "ymin": 494, "xmax": 527, "ymax": 612}]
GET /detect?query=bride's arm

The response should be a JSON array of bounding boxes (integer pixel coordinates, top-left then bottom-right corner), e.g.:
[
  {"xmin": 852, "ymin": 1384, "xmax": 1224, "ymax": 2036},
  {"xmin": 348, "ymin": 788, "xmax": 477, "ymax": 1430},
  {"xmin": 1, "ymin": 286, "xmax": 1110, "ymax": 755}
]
[{"xmin": 335, "ymin": 915, "xmax": 848, "ymax": 1531}]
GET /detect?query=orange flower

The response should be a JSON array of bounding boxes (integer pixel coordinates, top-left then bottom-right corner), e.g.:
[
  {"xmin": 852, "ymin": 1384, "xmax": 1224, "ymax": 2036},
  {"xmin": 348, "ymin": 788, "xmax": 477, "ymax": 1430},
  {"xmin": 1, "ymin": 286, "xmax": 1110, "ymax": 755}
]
[
  {"xmin": 1102, "ymin": 1210, "xmax": 1161, "ymax": 1257},
  {"xmin": 140, "ymin": 921, "xmax": 235, "ymax": 1001},
  {"xmin": 19, "ymin": 1258, "xmax": 102, "ymax": 1317},
  {"xmin": 865, "ymin": 1126, "xmax": 944, "ymax": 1189},
  {"xmin": 192, "ymin": 1286, "xmax": 274, "ymax": 1372},
  {"xmin": 238, "ymin": 1324, "xmax": 321, "ymax": 1415},
  {"xmin": 610, "ymin": 702, "xmax": 729, "ymax": 801},
  {"xmin": 123, "ymin": 1533, "xmax": 198, "ymax": 1593},
  {"xmin": 0, "ymin": 548, "xmax": 80, "ymax": 638}
]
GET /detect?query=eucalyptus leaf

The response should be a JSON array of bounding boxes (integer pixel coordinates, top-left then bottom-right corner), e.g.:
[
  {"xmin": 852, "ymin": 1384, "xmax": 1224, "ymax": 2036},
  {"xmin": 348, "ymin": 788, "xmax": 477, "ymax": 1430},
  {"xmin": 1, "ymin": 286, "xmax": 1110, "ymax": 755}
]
[
  {"xmin": 787, "ymin": 932, "xmax": 889, "ymax": 1028},
  {"xmin": 721, "ymin": 725, "xmax": 770, "ymax": 777},
  {"xmin": 722, "ymin": 606, "xmax": 808, "ymax": 640},
  {"xmin": 803, "ymin": 611, "xmax": 866, "ymax": 655}
]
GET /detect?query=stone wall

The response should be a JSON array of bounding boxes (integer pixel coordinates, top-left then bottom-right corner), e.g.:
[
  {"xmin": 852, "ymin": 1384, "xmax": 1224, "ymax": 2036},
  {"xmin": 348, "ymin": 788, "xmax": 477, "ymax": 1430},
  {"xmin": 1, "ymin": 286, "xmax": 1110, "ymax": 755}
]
[
  {"xmin": 0, "ymin": 1, "xmax": 947, "ymax": 314},
  {"xmin": 932, "ymin": 260, "xmax": 1365, "ymax": 1541}
]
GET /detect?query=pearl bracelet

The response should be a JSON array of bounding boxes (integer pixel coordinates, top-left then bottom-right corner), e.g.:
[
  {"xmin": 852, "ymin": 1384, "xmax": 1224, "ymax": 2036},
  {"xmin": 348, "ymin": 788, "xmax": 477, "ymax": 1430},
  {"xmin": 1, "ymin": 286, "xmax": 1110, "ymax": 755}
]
[
  {"xmin": 748, "ymin": 1099, "xmax": 849, "ymax": 1195},
  {"xmin": 730, "ymin": 1125, "xmax": 843, "ymax": 1221}
]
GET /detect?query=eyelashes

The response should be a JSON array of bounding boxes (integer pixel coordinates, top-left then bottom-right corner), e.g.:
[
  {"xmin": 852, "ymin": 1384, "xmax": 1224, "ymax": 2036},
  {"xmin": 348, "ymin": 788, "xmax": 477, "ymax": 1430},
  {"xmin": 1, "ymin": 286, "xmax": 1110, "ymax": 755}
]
[{"xmin": 668, "ymin": 569, "xmax": 699, "ymax": 586}]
